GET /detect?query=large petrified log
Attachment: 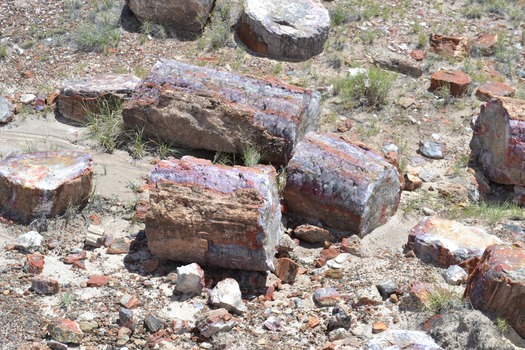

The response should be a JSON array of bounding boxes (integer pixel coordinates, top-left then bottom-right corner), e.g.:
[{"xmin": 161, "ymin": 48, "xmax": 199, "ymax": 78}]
[
  {"xmin": 122, "ymin": 59, "xmax": 320, "ymax": 166},
  {"xmin": 470, "ymin": 97, "xmax": 525, "ymax": 185},
  {"xmin": 465, "ymin": 243, "xmax": 525, "ymax": 338},
  {"xmin": 146, "ymin": 156, "xmax": 281, "ymax": 272},
  {"xmin": 284, "ymin": 132, "xmax": 402, "ymax": 238},
  {"xmin": 0, "ymin": 152, "xmax": 93, "ymax": 224},
  {"xmin": 407, "ymin": 217, "xmax": 502, "ymax": 268}
]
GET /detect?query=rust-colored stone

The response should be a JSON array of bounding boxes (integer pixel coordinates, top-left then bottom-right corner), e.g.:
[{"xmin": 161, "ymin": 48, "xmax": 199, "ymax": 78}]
[
  {"xmin": 87, "ymin": 274, "xmax": 110, "ymax": 287},
  {"xmin": 410, "ymin": 50, "xmax": 425, "ymax": 61},
  {"xmin": 429, "ymin": 69, "xmax": 471, "ymax": 97},
  {"xmin": 315, "ymin": 246, "xmax": 340, "ymax": 267},
  {"xmin": 372, "ymin": 321, "xmax": 388, "ymax": 334},
  {"xmin": 26, "ymin": 254, "xmax": 44, "ymax": 274},
  {"xmin": 475, "ymin": 82, "xmax": 516, "ymax": 101},
  {"xmin": 429, "ymin": 34, "xmax": 470, "ymax": 58},
  {"xmin": 273, "ymin": 257, "xmax": 300, "ymax": 284},
  {"xmin": 472, "ymin": 33, "xmax": 498, "ymax": 56}
]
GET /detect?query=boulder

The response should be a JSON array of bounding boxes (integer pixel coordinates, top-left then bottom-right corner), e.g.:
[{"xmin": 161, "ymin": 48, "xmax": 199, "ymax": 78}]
[
  {"xmin": 0, "ymin": 152, "xmax": 93, "ymax": 224},
  {"xmin": 146, "ymin": 156, "xmax": 281, "ymax": 272},
  {"xmin": 122, "ymin": 59, "xmax": 320, "ymax": 165},
  {"xmin": 126, "ymin": 0, "xmax": 214, "ymax": 36},
  {"xmin": 284, "ymin": 132, "xmax": 402, "ymax": 238},
  {"xmin": 465, "ymin": 243, "xmax": 525, "ymax": 338},
  {"xmin": 475, "ymin": 82, "xmax": 515, "ymax": 101},
  {"xmin": 470, "ymin": 97, "xmax": 525, "ymax": 185},
  {"xmin": 429, "ymin": 69, "xmax": 471, "ymax": 97},
  {"xmin": 47, "ymin": 319, "xmax": 83, "ymax": 344},
  {"xmin": 429, "ymin": 34, "xmax": 470, "ymax": 58},
  {"xmin": 208, "ymin": 278, "xmax": 246, "ymax": 315},
  {"xmin": 58, "ymin": 74, "xmax": 140, "ymax": 124},
  {"xmin": 407, "ymin": 217, "xmax": 502, "ymax": 267},
  {"xmin": 0, "ymin": 96, "xmax": 13, "ymax": 124},
  {"xmin": 174, "ymin": 263, "xmax": 205, "ymax": 296},
  {"xmin": 365, "ymin": 330, "xmax": 443, "ymax": 349},
  {"xmin": 237, "ymin": 0, "xmax": 330, "ymax": 61}
]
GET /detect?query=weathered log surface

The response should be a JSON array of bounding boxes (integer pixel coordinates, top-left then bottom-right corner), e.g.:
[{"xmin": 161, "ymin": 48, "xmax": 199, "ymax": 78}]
[
  {"xmin": 284, "ymin": 132, "xmax": 402, "ymax": 238},
  {"xmin": 122, "ymin": 59, "xmax": 320, "ymax": 166},
  {"xmin": 0, "ymin": 152, "xmax": 93, "ymax": 224},
  {"xmin": 146, "ymin": 156, "xmax": 281, "ymax": 272},
  {"xmin": 470, "ymin": 97, "xmax": 525, "ymax": 185}
]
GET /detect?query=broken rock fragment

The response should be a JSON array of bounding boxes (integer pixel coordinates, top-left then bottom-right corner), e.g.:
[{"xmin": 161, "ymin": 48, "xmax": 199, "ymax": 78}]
[
  {"xmin": 47, "ymin": 319, "xmax": 83, "ymax": 344},
  {"xmin": 197, "ymin": 308, "xmax": 238, "ymax": 338},
  {"xmin": 122, "ymin": 59, "xmax": 320, "ymax": 165},
  {"xmin": 408, "ymin": 217, "xmax": 502, "ymax": 267},
  {"xmin": 293, "ymin": 224, "xmax": 335, "ymax": 244},
  {"xmin": 146, "ymin": 156, "xmax": 281, "ymax": 272},
  {"xmin": 365, "ymin": 330, "xmax": 442, "ymax": 350},
  {"xmin": 0, "ymin": 152, "xmax": 93, "ymax": 224},
  {"xmin": 31, "ymin": 276, "xmax": 59, "ymax": 295},
  {"xmin": 0, "ymin": 96, "xmax": 13, "ymax": 124},
  {"xmin": 429, "ymin": 69, "xmax": 471, "ymax": 97},
  {"xmin": 429, "ymin": 34, "xmax": 470, "ymax": 58},
  {"xmin": 174, "ymin": 263, "xmax": 205, "ymax": 296},
  {"xmin": 208, "ymin": 278, "xmax": 247, "ymax": 315},
  {"xmin": 475, "ymin": 82, "xmax": 516, "ymax": 101},
  {"xmin": 285, "ymin": 132, "xmax": 402, "ymax": 237},
  {"xmin": 58, "ymin": 74, "xmax": 140, "ymax": 124}
]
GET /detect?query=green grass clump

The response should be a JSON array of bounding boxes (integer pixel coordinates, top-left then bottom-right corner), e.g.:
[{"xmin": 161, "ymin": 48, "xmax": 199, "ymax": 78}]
[
  {"xmin": 448, "ymin": 201, "xmax": 525, "ymax": 224},
  {"xmin": 424, "ymin": 287, "xmax": 465, "ymax": 314},
  {"xmin": 75, "ymin": 23, "xmax": 120, "ymax": 53},
  {"xmin": 86, "ymin": 100, "xmax": 124, "ymax": 153}
]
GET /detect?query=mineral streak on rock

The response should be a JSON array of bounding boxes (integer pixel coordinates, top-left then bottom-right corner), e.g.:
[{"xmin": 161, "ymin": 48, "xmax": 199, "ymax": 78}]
[
  {"xmin": 470, "ymin": 97, "xmax": 525, "ymax": 186},
  {"xmin": 0, "ymin": 152, "xmax": 93, "ymax": 224},
  {"xmin": 146, "ymin": 156, "xmax": 281, "ymax": 272},
  {"xmin": 237, "ymin": 0, "xmax": 330, "ymax": 61},
  {"xmin": 58, "ymin": 74, "xmax": 141, "ymax": 124},
  {"xmin": 122, "ymin": 59, "xmax": 320, "ymax": 165},
  {"xmin": 408, "ymin": 217, "xmax": 502, "ymax": 268},
  {"xmin": 465, "ymin": 243, "xmax": 525, "ymax": 338},
  {"xmin": 284, "ymin": 132, "xmax": 402, "ymax": 238}
]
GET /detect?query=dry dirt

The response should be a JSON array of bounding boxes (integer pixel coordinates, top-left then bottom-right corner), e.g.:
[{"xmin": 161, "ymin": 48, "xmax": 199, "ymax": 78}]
[{"xmin": 1, "ymin": 0, "xmax": 525, "ymax": 349}]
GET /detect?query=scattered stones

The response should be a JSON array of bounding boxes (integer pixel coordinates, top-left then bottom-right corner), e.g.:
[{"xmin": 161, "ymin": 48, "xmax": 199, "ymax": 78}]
[
  {"xmin": 340, "ymin": 236, "xmax": 366, "ymax": 257},
  {"xmin": 429, "ymin": 69, "xmax": 471, "ymax": 97},
  {"xmin": 197, "ymin": 308, "xmax": 238, "ymax": 338},
  {"xmin": 465, "ymin": 243, "xmax": 525, "ymax": 338},
  {"xmin": 146, "ymin": 156, "xmax": 281, "ymax": 272},
  {"xmin": 355, "ymin": 286, "xmax": 383, "ymax": 306},
  {"xmin": 127, "ymin": 0, "xmax": 214, "ymax": 36},
  {"xmin": 144, "ymin": 314, "xmax": 163, "ymax": 333},
  {"xmin": 285, "ymin": 133, "xmax": 402, "ymax": 238},
  {"xmin": 87, "ymin": 274, "xmax": 110, "ymax": 287},
  {"xmin": 237, "ymin": 0, "xmax": 330, "ymax": 61},
  {"xmin": 476, "ymin": 82, "xmax": 516, "ymax": 101},
  {"xmin": 117, "ymin": 326, "xmax": 132, "ymax": 346},
  {"xmin": 174, "ymin": 263, "xmax": 205, "ymax": 296},
  {"xmin": 31, "ymin": 276, "xmax": 59, "ymax": 295},
  {"xmin": 106, "ymin": 237, "xmax": 131, "ymax": 254},
  {"xmin": 119, "ymin": 293, "xmax": 141, "ymax": 309},
  {"xmin": 119, "ymin": 308, "xmax": 136, "ymax": 331},
  {"xmin": 122, "ymin": 59, "xmax": 320, "ymax": 165},
  {"xmin": 437, "ymin": 182, "xmax": 469, "ymax": 204},
  {"xmin": 208, "ymin": 278, "xmax": 247, "ymax": 315},
  {"xmin": 419, "ymin": 139, "xmax": 445, "ymax": 159},
  {"xmin": 472, "ymin": 33, "xmax": 498, "ymax": 56},
  {"xmin": 313, "ymin": 287, "xmax": 340, "ymax": 307},
  {"xmin": 0, "ymin": 96, "xmax": 14, "ymax": 124},
  {"xmin": 365, "ymin": 330, "xmax": 442, "ymax": 349},
  {"xmin": 376, "ymin": 282, "xmax": 398, "ymax": 300},
  {"xmin": 315, "ymin": 246, "xmax": 340, "ymax": 267},
  {"xmin": 263, "ymin": 316, "xmax": 284, "ymax": 331},
  {"xmin": 0, "ymin": 152, "xmax": 93, "ymax": 224},
  {"xmin": 372, "ymin": 321, "xmax": 388, "ymax": 334},
  {"xmin": 408, "ymin": 217, "xmax": 502, "ymax": 267},
  {"xmin": 47, "ymin": 319, "xmax": 83, "ymax": 344},
  {"xmin": 327, "ymin": 305, "xmax": 351, "ymax": 332},
  {"xmin": 26, "ymin": 254, "xmax": 45, "ymax": 274},
  {"xmin": 293, "ymin": 224, "xmax": 335, "ymax": 244},
  {"xmin": 58, "ymin": 74, "xmax": 140, "ymax": 124},
  {"xmin": 443, "ymin": 265, "xmax": 468, "ymax": 285},
  {"xmin": 470, "ymin": 97, "xmax": 525, "ymax": 185},
  {"xmin": 429, "ymin": 34, "xmax": 470, "ymax": 58},
  {"xmin": 15, "ymin": 231, "xmax": 43, "ymax": 252},
  {"xmin": 273, "ymin": 257, "xmax": 300, "ymax": 284},
  {"xmin": 85, "ymin": 225, "xmax": 105, "ymax": 248}
]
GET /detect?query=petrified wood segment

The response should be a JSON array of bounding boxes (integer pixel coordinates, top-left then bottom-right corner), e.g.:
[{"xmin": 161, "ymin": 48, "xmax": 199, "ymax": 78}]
[
  {"xmin": 470, "ymin": 97, "xmax": 525, "ymax": 185},
  {"xmin": 284, "ymin": 132, "xmax": 402, "ymax": 238},
  {"xmin": 58, "ymin": 74, "xmax": 141, "ymax": 124},
  {"xmin": 0, "ymin": 152, "xmax": 93, "ymax": 224},
  {"xmin": 465, "ymin": 243, "xmax": 525, "ymax": 338},
  {"xmin": 122, "ymin": 59, "xmax": 320, "ymax": 165},
  {"xmin": 146, "ymin": 156, "xmax": 281, "ymax": 272}
]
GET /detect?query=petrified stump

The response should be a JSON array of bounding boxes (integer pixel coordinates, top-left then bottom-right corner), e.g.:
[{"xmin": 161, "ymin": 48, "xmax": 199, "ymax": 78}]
[
  {"xmin": 465, "ymin": 243, "xmax": 525, "ymax": 338},
  {"xmin": 58, "ymin": 74, "xmax": 141, "ymax": 124},
  {"xmin": 470, "ymin": 97, "xmax": 525, "ymax": 185},
  {"xmin": 429, "ymin": 69, "xmax": 471, "ymax": 97},
  {"xmin": 0, "ymin": 152, "xmax": 93, "ymax": 224},
  {"xmin": 126, "ymin": 0, "xmax": 213, "ymax": 36},
  {"xmin": 284, "ymin": 132, "xmax": 402, "ymax": 238},
  {"xmin": 237, "ymin": 0, "xmax": 330, "ymax": 61},
  {"xmin": 122, "ymin": 59, "xmax": 320, "ymax": 165},
  {"xmin": 408, "ymin": 217, "xmax": 502, "ymax": 268},
  {"xmin": 146, "ymin": 156, "xmax": 281, "ymax": 272}
]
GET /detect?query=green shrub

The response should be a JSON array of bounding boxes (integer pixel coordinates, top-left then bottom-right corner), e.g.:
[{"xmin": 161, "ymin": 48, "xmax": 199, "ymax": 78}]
[{"xmin": 336, "ymin": 68, "xmax": 397, "ymax": 109}]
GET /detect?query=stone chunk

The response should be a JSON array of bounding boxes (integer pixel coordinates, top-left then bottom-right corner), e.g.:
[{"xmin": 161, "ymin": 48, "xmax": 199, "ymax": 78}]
[
  {"xmin": 429, "ymin": 34, "xmax": 470, "ymax": 58},
  {"xmin": 26, "ymin": 254, "xmax": 45, "ymax": 274},
  {"xmin": 475, "ymin": 82, "xmax": 516, "ymax": 101},
  {"xmin": 284, "ymin": 133, "xmax": 402, "ymax": 238},
  {"xmin": 370, "ymin": 48, "xmax": 423, "ymax": 78},
  {"xmin": 31, "ymin": 276, "xmax": 59, "ymax": 295},
  {"xmin": 0, "ymin": 152, "xmax": 93, "ymax": 224},
  {"xmin": 208, "ymin": 278, "xmax": 246, "ymax": 315},
  {"xmin": 15, "ymin": 231, "xmax": 43, "ymax": 252},
  {"xmin": 465, "ymin": 243, "xmax": 525, "ymax": 338},
  {"xmin": 273, "ymin": 257, "xmax": 299, "ymax": 284},
  {"xmin": 47, "ymin": 319, "xmax": 83, "ymax": 344},
  {"xmin": 443, "ymin": 265, "xmax": 467, "ymax": 285},
  {"xmin": 472, "ymin": 33, "xmax": 498, "ymax": 56},
  {"xmin": 408, "ymin": 217, "xmax": 502, "ymax": 267},
  {"xmin": 122, "ymin": 59, "xmax": 320, "ymax": 165},
  {"xmin": 470, "ymin": 97, "xmax": 525, "ymax": 185},
  {"xmin": 85, "ymin": 225, "xmax": 105, "ymax": 248},
  {"xmin": 293, "ymin": 224, "xmax": 335, "ymax": 244},
  {"xmin": 146, "ymin": 156, "xmax": 281, "ymax": 272},
  {"xmin": 313, "ymin": 287, "xmax": 340, "ymax": 307},
  {"xmin": 0, "ymin": 96, "xmax": 13, "ymax": 124},
  {"xmin": 119, "ymin": 308, "xmax": 136, "ymax": 331},
  {"xmin": 237, "ymin": 0, "xmax": 330, "ymax": 61},
  {"xmin": 58, "ymin": 74, "xmax": 140, "ymax": 124},
  {"xmin": 419, "ymin": 139, "xmax": 445, "ymax": 159},
  {"xmin": 144, "ymin": 314, "xmax": 163, "ymax": 333},
  {"xmin": 429, "ymin": 69, "xmax": 471, "ymax": 97},
  {"xmin": 174, "ymin": 263, "xmax": 205, "ymax": 296},
  {"xmin": 126, "ymin": 0, "xmax": 213, "ymax": 36},
  {"xmin": 197, "ymin": 308, "xmax": 238, "ymax": 338},
  {"xmin": 87, "ymin": 274, "xmax": 110, "ymax": 287},
  {"xmin": 365, "ymin": 330, "xmax": 442, "ymax": 349}
]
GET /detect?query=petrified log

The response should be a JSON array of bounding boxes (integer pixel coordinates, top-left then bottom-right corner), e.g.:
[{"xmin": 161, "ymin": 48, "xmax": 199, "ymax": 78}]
[
  {"xmin": 429, "ymin": 34, "xmax": 470, "ymax": 58},
  {"xmin": 58, "ymin": 74, "xmax": 141, "ymax": 124},
  {"xmin": 146, "ymin": 156, "xmax": 281, "ymax": 272},
  {"xmin": 465, "ymin": 243, "xmax": 525, "ymax": 338},
  {"xmin": 122, "ymin": 59, "xmax": 320, "ymax": 166},
  {"xmin": 470, "ymin": 97, "xmax": 525, "ymax": 185},
  {"xmin": 0, "ymin": 152, "xmax": 93, "ymax": 224},
  {"xmin": 284, "ymin": 132, "xmax": 402, "ymax": 238},
  {"xmin": 429, "ymin": 69, "xmax": 471, "ymax": 97},
  {"xmin": 237, "ymin": 0, "xmax": 330, "ymax": 61},
  {"xmin": 408, "ymin": 217, "xmax": 502, "ymax": 268}
]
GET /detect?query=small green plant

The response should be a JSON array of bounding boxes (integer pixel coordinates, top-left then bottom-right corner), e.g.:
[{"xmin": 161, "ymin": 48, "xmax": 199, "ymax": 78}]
[
  {"xmin": 242, "ymin": 145, "xmax": 262, "ymax": 167},
  {"xmin": 86, "ymin": 100, "xmax": 124, "ymax": 153},
  {"xmin": 495, "ymin": 316, "xmax": 510, "ymax": 334},
  {"xmin": 131, "ymin": 130, "xmax": 146, "ymax": 160},
  {"xmin": 213, "ymin": 151, "xmax": 236, "ymax": 166},
  {"xmin": 272, "ymin": 62, "xmax": 283, "ymax": 75},
  {"xmin": 463, "ymin": 5, "xmax": 483, "ymax": 19},
  {"xmin": 60, "ymin": 293, "xmax": 75, "ymax": 310},
  {"xmin": 449, "ymin": 201, "xmax": 525, "ymax": 224},
  {"xmin": 0, "ymin": 45, "xmax": 7, "ymax": 60},
  {"xmin": 330, "ymin": 6, "xmax": 354, "ymax": 26},
  {"xmin": 276, "ymin": 167, "xmax": 287, "ymax": 199},
  {"xmin": 360, "ymin": 30, "xmax": 378, "ymax": 45},
  {"xmin": 434, "ymin": 84, "xmax": 453, "ymax": 107},
  {"xmin": 412, "ymin": 21, "xmax": 421, "ymax": 34},
  {"xmin": 336, "ymin": 68, "xmax": 397, "ymax": 109},
  {"xmin": 424, "ymin": 286, "xmax": 464, "ymax": 313},
  {"xmin": 75, "ymin": 23, "xmax": 120, "ymax": 53},
  {"xmin": 451, "ymin": 154, "xmax": 470, "ymax": 175},
  {"xmin": 417, "ymin": 32, "xmax": 428, "ymax": 49},
  {"xmin": 198, "ymin": 2, "xmax": 238, "ymax": 51}
]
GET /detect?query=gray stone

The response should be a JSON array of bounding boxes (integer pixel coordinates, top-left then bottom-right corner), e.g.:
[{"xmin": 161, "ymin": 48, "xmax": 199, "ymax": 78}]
[
  {"xmin": 313, "ymin": 287, "xmax": 340, "ymax": 307},
  {"xmin": 293, "ymin": 224, "xmax": 335, "ymax": 244},
  {"xmin": 144, "ymin": 314, "xmax": 163, "ymax": 333},
  {"xmin": 208, "ymin": 278, "xmax": 246, "ymax": 315},
  {"xmin": 85, "ymin": 225, "xmax": 105, "ymax": 248},
  {"xmin": 119, "ymin": 308, "xmax": 136, "ymax": 331},
  {"xmin": 365, "ymin": 330, "xmax": 442, "ymax": 349},
  {"xmin": 15, "ymin": 231, "xmax": 43, "ymax": 252},
  {"xmin": 20, "ymin": 93, "xmax": 36, "ymax": 103},
  {"xmin": 197, "ymin": 308, "xmax": 238, "ymax": 338},
  {"xmin": 443, "ymin": 265, "xmax": 468, "ymax": 285},
  {"xmin": 419, "ymin": 140, "xmax": 445, "ymax": 159},
  {"xmin": 263, "ymin": 316, "xmax": 283, "ymax": 331},
  {"xmin": 327, "ymin": 305, "xmax": 351, "ymax": 332},
  {"xmin": 376, "ymin": 282, "xmax": 398, "ymax": 300},
  {"xmin": 31, "ymin": 276, "xmax": 59, "ymax": 295},
  {"xmin": 174, "ymin": 263, "xmax": 205, "ymax": 296},
  {"xmin": 123, "ymin": 59, "xmax": 320, "ymax": 165},
  {"xmin": 370, "ymin": 48, "xmax": 424, "ymax": 78},
  {"xmin": 0, "ymin": 96, "xmax": 13, "ymax": 124},
  {"xmin": 237, "ymin": 0, "xmax": 330, "ymax": 61},
  {"xmin": 419, "ymin": 168, "xmax": 439, "ymax": 182}
]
